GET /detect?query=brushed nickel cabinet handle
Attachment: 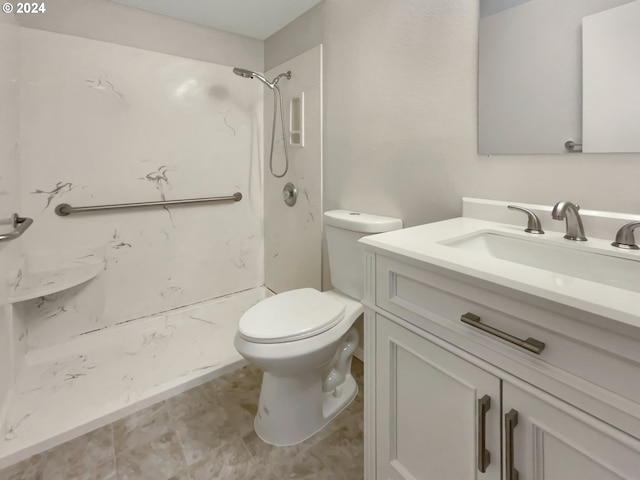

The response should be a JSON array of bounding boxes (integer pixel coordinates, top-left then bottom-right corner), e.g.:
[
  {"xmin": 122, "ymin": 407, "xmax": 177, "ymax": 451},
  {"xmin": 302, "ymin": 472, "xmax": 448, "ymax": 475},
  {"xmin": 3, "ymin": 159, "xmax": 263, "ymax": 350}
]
[
  {"xmin": 461, "ymin": 313, "xmax": 545, "ymax": 355},
  {"xmin": 505, "ymin": 409, "xmax": 520, "ymax": 480},
  {"xmin": 477, "ymin": 395, "xmax": 491, "ymax": 473}
]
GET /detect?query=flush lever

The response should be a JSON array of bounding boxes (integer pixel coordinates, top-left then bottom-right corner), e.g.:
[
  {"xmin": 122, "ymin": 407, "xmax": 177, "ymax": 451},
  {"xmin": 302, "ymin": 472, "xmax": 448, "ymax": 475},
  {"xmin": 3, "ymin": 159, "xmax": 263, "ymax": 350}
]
[{"xmin": 507, "ymin": 205, "xmax": 544, "ymax": 234}]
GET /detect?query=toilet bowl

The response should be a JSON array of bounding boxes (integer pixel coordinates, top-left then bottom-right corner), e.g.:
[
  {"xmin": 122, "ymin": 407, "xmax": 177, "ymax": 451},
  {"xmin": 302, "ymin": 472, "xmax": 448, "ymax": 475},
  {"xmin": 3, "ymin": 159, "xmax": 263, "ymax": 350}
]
[
  {"xmin": 234, "ymin": 210, "xmax": 402, "ymax": 446},
  {"xmin": 234, "ymin": 289, "xmax": 363, "ymax": 446}
]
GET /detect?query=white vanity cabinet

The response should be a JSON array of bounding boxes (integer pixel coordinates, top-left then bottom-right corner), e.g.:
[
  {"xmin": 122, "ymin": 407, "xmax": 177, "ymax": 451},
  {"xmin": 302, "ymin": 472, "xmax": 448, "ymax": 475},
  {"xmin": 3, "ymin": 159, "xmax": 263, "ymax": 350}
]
[
  {"xmin": 374, "ymin": 314, "xmax": 501, "ymax": 480},
  {"xmin": 373, "ymin": 313, "xmax": 640, "ymax": 480},
  {"xmin": 503, "ymin": 381, "xmax": 640, "ymax": 480},
  {"xmin": 362, "ymin": 251, "xmax": 640, "ymax": 480}
]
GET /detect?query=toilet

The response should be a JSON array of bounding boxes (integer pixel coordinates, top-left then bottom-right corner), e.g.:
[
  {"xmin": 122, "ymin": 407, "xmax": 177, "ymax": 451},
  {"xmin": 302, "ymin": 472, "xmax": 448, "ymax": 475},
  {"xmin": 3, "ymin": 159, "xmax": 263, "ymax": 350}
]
[{"xmin": 234, "ymin": 210, "xmax": 402, "ymax": 446}]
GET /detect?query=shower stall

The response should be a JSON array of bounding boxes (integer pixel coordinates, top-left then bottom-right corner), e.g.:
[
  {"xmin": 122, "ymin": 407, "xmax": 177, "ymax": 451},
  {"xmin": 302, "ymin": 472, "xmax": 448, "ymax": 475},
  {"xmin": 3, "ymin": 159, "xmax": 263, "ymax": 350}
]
[
  {"xmin": 0, "ymin": 14, "xmax": 322, "ymax": 469},
  {"xmin": 0, "ymin": 25, "xmax": 269, "ymax": 468}
]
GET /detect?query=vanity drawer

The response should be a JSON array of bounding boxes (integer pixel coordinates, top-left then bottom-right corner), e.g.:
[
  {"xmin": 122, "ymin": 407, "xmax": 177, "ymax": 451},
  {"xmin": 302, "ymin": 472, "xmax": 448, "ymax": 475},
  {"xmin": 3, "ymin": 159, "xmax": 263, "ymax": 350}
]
[{"xmin": 375, "ymin": 255, "xmax": 640, "ymax": 407}]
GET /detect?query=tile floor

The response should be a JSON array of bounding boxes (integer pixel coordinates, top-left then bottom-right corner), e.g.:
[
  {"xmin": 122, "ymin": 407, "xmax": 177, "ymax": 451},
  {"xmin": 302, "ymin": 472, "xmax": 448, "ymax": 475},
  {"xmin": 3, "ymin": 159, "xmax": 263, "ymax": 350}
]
[{"xmin": 0, "ymin": 359, "xmax": 364, "ymax": 480}]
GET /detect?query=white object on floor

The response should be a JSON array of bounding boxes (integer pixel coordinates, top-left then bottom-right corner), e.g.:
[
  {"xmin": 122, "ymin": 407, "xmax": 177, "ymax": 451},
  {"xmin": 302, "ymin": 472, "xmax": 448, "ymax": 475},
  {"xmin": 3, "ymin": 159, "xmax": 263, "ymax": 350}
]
[
  {"xmin": 0, "ymin": 286, "xmax": 270, "ymax": 469},
  {"xmin": 235, "ymin": 210, "xmax": 402, "ymax": 446}
]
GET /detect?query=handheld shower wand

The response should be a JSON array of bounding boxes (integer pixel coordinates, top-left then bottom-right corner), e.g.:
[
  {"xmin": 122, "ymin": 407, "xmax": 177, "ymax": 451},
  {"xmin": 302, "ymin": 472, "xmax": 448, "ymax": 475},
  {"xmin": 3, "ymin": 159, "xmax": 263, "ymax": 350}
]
[{"xmin": 233, "ymin": 67, "xmax": 292, "ymax": 178}]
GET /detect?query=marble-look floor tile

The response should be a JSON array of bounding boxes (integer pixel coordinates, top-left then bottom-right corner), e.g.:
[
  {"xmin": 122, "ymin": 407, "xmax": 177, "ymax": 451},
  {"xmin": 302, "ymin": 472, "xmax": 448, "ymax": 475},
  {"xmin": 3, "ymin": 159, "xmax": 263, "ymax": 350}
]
[
  {"xmin": 45, "ymin": 458, "xmax": 116, "ymax": 480},
  {"xmin": 243, "ymin": 412, "xmax": 363, "ymax": 479},
  {"xmin": 164, "ymin": 474, "xmax": 188, "ymax": 480},
  {"xmin": 115, "ymin": 431, "xmax": 186, "ymax": 480},
  {"xmin": 202, "ymin": 366, "xmax": 262, "ymax": 439},
  {"xmin": 187, "ymin": 435, "xmax": 254, "ymax": 480},
  {"xmin": 261, "ymin": 449, "xmax": 330, "ymax": 479},
  {"xmin": 41, "ymin": 426, "xmax": 115, "ymax": 480},
  {"xmin": 306, "ymin": 418, "xmax": 364, "ymax": 480},
  {"xmin": 0, "ymin": 454, "xmax": 45, "ymax": 480},
  {"xmin": 1, "ymin": 359, "xmax": 365, "ymax": 480},
  {"xmin": 171, "ymin": 405, "xmax": 238, "ymax": 466},
  {"xmin": 113, "ymin": 402, "xmax": 171, "ymax": 454},
  {"xmin": 166, "ymin": 384, "xmax": 220, "ymax": 421},
  {"xmin": 242, "ymin": 429, "xmax": 308, "ymax": 461}
]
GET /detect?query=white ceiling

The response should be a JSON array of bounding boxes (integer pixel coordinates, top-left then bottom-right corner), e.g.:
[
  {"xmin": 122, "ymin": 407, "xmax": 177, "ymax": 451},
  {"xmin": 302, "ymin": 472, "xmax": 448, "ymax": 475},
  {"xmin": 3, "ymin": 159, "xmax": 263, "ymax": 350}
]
[{"xmin": 110, "ymin": 0, "xmax": 323, "ymax": 40}]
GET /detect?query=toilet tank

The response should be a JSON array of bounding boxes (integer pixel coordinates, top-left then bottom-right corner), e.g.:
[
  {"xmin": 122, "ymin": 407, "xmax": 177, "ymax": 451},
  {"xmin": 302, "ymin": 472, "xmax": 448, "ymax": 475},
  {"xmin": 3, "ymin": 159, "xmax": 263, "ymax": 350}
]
[{"xmin": 324, "ymin": 210, "xmax": 402, "ymax": 300}]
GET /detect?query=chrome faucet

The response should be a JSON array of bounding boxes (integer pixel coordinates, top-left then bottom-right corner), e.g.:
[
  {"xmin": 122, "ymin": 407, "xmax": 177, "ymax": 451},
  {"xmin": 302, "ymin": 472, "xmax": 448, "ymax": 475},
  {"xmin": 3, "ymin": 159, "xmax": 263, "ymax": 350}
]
[
  {"xmin": 611, "ymin": 222, "xmax": 640, "ymax": 250},
  {"xmin": 551, "ymin": 201, "xmax": 587, "ymax": 241}
]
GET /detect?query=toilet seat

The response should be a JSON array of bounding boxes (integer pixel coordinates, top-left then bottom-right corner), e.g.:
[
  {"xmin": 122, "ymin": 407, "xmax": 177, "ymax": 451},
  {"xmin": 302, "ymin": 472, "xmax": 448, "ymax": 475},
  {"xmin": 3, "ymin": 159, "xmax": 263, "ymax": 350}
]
[{"xmin": 238, "ymin": 288, "xmax": 346, "ymax": 344}]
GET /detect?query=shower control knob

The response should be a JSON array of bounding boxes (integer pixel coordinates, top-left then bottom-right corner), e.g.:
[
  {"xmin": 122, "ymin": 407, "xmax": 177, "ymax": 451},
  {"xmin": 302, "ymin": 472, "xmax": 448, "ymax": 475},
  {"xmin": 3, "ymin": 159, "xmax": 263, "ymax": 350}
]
[{"xmin": 282, "ymin": 182, "xmax": 298, "ymax": 207}]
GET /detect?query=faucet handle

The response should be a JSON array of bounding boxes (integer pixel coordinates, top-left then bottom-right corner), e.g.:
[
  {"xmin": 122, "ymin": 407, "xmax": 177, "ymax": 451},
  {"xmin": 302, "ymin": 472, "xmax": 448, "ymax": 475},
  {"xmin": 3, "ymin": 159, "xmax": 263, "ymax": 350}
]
[
  {"xmin": 612, "ymin": 222, "xmax": 640, "ymax": 250},
  {"xmin": 508, "ymin": 205, "xmax": 545, "ymax": 234}
]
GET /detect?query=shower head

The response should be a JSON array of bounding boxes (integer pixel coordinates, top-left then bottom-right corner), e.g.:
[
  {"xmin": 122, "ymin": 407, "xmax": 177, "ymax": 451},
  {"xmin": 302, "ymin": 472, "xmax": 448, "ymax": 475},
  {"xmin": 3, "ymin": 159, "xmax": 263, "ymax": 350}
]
[
  {"xmin": 232, "ymin": 66, "xmax": 293, "ymax": 179},
  {"xmin": 232, "ymin": 67, "xmax": 274, "ymax": 89},
  {"xmin": 232, "ymin": 67, "xmax": 255, "ymax": 79}
]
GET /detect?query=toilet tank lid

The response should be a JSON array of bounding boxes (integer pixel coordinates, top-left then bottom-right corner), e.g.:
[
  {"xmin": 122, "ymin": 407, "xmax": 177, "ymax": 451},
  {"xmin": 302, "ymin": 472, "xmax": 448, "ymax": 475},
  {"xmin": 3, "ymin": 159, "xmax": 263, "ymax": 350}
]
[{"xmin": 324, "ymin": 210, "xmax": 403, "ymax": 233}]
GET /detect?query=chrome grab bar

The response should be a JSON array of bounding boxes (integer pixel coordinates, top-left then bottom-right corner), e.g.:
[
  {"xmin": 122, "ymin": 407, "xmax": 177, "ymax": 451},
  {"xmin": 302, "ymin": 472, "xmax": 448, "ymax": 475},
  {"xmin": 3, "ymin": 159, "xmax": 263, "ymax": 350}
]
[
  {"xmin": 55, "ymin": 192, "xmax": 242, "ymax": 216},
  {"xmin": 0, "ymin": 213, "xmax": 34, "ymax": 243}
]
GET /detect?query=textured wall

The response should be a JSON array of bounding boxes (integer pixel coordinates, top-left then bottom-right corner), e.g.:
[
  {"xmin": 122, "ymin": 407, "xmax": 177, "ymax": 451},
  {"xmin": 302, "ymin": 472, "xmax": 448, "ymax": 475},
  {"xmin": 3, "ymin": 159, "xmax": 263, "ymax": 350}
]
[
  {"xmin": 264, "ymin": 45, "xmax": 323, "ymax": 293},
  {"xmin": 479, "ymin": 0, "xmax": 633, "ymax": 154},
  {"xmin": 0, "ymin": 14, "xmax": 20, "ymax": 434},
  {"xmin": 265, "ymin": 0, "xmax": 640, "ymax": 351},
  {"xmin": 267, "ymin": 0, "xmax": 640, "ymax": 233},
  {"xmin": 18, "ymin": 28, "xmax": 264, "ymax": 347},
  {"xmin": 16, "ymin": 0, "xmax": 263, "ymax": 71}
]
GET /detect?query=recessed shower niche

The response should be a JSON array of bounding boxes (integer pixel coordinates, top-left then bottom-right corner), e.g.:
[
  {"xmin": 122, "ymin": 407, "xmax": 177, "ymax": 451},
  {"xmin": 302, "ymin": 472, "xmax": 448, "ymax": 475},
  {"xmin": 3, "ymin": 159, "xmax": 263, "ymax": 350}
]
[{"xmin": 289, "ymin": 92, "xmax": 304, "ymax": 147}]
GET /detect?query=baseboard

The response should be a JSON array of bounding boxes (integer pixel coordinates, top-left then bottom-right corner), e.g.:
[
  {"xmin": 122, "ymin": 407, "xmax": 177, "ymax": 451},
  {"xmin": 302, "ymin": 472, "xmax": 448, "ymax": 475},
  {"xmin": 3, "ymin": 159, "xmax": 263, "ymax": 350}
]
[{"xmin": 354, "ymin": 346, "xmax": 364, "ymax": 363}]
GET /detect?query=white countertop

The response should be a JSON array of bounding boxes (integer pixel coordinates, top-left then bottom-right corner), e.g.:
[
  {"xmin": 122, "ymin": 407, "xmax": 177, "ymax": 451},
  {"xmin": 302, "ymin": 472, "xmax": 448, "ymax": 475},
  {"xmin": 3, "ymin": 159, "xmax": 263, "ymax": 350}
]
[{"xmin": 359, "ymin": 217, "xmax": 640, "ymax": 329}]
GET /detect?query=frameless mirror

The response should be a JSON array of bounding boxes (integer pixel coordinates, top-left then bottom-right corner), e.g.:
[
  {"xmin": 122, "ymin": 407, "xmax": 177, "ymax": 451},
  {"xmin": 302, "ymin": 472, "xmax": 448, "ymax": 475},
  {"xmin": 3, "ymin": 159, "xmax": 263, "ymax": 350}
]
[{"xmin": 478, "ymin": 0, "xmax": 640, "ymax": 155}]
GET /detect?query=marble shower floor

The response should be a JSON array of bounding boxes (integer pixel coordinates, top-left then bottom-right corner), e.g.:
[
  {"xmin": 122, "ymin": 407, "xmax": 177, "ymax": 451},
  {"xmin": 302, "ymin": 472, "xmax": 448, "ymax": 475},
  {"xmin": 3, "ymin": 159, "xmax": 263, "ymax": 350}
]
[
  {"xmin": 0, "ymin": 359, "xmax": 364, "ymax": 480},
  {"xmin": 0, "ymin": 287, "xmax": 271, "ymax": 469}
]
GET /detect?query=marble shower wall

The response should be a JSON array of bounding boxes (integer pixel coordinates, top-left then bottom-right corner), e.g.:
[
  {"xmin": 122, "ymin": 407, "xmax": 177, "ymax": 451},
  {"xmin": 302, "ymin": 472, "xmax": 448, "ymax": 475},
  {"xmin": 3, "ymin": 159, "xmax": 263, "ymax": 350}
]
[
  {"xmin": 18, "ymin": 28, "xmax": 264, "ymax": 347},
  {"xmin": 0, "ymin": 15, "xmax": 21, "ymax": 433},
  {"xmin": 264, "ymin": 45, "xmax": 323, "ymax": 293}
]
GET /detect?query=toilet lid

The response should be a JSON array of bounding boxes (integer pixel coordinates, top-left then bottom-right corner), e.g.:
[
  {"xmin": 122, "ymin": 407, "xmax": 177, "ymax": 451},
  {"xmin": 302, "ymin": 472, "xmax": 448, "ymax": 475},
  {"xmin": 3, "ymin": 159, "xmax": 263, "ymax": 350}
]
[{"xmin": 238, "ymin": 288, "xmax": 346, "ymax": 344}]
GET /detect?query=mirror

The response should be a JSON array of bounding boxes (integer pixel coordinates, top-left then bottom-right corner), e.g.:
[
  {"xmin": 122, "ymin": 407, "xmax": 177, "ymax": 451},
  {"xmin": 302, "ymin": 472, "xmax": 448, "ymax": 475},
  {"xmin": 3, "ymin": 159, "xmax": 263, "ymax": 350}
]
[{"xmin": 478, "ymin": 0, "xmax": 640, "ymax": 155}]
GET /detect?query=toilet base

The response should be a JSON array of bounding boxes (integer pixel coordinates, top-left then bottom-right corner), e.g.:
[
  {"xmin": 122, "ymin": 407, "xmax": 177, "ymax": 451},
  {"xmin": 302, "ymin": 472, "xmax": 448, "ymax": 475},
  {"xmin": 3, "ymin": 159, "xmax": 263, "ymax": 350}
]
[{"xmin": 253, "ymin": 371, "xmax": 358, "ymax": 446}]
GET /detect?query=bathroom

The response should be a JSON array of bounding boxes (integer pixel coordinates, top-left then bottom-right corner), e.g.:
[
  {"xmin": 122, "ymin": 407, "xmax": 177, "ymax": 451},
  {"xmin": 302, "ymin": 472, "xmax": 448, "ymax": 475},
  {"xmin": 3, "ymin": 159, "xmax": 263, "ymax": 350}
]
[{"xmin": 1, "ymin": 0, "xmax": 640, "ymax": 478}]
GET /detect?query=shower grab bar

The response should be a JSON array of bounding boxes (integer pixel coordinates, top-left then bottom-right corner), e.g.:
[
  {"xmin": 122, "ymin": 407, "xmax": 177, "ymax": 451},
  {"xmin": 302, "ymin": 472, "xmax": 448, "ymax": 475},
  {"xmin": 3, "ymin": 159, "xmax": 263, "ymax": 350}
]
[
  {"xmin": 0, "ymin": 214, "xmax": 34, "ymax": 243},
  {"xmin": 564, "ymin": 140, "xmax": 582, "ymax": 151},
  {"xmin": 55, "ymin": 192, "xmax": 242, "ymax": 216}
]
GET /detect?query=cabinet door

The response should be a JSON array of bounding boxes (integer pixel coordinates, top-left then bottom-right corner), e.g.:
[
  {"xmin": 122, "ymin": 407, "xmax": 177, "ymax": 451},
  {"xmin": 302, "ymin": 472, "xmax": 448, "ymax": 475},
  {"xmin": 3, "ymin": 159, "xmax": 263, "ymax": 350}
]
[
  {"xmin": 503, "ymin": 382, "xmax": 640, "ymax": 480},
  {"xmin": 375, "ymin": 314, "xmax": 501, "ymax": 480}
]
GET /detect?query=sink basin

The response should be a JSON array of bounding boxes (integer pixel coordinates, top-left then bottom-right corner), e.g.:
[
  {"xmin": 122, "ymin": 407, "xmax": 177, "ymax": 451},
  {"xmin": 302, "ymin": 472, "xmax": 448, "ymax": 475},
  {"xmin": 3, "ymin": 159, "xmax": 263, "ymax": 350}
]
[{"xmin": 442, "ymin": 232, "xmax": 640, "ymax": 293}]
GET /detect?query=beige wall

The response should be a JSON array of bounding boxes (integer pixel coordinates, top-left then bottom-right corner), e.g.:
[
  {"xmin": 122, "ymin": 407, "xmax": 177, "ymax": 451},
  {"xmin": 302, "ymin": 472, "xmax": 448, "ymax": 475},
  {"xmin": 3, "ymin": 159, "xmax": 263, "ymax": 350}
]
[
  {"xmin": 265, "ymin": 2, "xmax": 325, "ymax": 70},
  {"xmin": 266, "ymin": 0, "xmax": 640, "ymax": 232},
  {"xmin": 266, "ymin": 0, "xmax": 640, "ymax": 351},
  {"xmin": 17, "ymin": 0, "xmax": 263, "ymax": 70}
]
